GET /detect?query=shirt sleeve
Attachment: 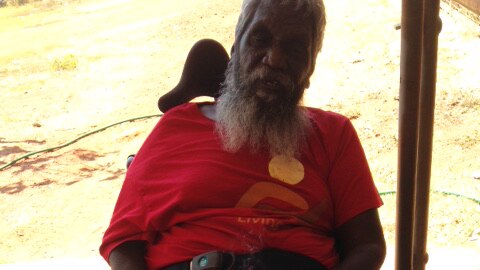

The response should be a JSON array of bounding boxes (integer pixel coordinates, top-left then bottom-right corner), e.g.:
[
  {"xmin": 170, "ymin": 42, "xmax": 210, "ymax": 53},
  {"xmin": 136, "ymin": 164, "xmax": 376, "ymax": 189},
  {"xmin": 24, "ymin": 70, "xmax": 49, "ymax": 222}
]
[
  {"xmin": 326, "ymin": 118, "xmax": 383, "ymax": 228},
  {"xmin": 99, "ymin": 171, "xmax": 156, "ymax": 263}
]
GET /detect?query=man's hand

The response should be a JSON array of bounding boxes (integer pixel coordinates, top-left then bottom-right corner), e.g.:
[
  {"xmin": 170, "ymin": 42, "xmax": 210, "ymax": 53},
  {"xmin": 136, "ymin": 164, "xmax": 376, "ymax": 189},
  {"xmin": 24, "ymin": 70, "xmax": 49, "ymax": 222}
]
[
  {"xmin": 333, "ymin": 209, "xmax": 386, "ymax": 270},
  {"xmin": 109, "ymin": 241, "xmax": 147, "ymax": 270}
]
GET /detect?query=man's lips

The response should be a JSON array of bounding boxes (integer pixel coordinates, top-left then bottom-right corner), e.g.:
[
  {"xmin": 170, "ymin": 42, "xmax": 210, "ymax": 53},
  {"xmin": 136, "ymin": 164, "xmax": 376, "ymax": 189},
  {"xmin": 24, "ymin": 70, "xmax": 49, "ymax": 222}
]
[
  {"xmin": 254, "ymin": 78, "xmax": 286, "ymax": 102},
  {"xmin": 262, "ymin": 79, "xmax": 281, "ymax": 89},
  {"xmin": 258, "ymin": 78, "xmax": 285, "ymax": 91}
]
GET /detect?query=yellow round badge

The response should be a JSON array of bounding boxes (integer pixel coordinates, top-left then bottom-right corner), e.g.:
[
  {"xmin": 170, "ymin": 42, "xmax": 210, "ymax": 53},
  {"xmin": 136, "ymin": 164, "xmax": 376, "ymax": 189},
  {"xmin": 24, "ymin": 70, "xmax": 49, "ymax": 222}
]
[{"xmin": 268, "ymin": 155, "xmax": 305, "ymax": 185}]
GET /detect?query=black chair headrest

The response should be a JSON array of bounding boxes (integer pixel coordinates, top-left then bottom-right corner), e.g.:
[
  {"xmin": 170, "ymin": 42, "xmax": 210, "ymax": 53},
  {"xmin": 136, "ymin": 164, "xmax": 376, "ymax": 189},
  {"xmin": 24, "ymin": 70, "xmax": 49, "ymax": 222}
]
[{"xmin": 158, "ymin": 39, "xmax": 230, "ymax": 113}]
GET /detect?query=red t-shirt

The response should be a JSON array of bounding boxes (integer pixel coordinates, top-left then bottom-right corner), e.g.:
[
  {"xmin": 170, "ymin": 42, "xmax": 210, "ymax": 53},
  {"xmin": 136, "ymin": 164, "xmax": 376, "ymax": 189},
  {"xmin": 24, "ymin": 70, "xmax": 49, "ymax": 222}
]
[{"xmin": 100, "ymin": 102, "xmax": 382, "ymax": 269}]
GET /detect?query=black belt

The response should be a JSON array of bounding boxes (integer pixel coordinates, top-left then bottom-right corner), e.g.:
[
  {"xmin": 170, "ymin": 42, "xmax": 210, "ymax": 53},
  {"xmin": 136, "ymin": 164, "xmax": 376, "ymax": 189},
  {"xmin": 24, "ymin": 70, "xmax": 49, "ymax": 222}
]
[{"xmin": 163, "ymin": 249, "xmax": 326, "ymax": 270}]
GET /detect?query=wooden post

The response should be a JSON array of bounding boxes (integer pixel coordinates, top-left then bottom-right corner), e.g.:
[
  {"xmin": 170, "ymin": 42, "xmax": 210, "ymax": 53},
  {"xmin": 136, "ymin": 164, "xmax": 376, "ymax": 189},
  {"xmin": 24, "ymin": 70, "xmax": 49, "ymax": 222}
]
[
  {"xmin": 413, "ymin": 1, "xmax": 442, "ymax": 269},
  {"xmin": 396, "ymin": 0, "xmax": 425, "ymax": 269}
]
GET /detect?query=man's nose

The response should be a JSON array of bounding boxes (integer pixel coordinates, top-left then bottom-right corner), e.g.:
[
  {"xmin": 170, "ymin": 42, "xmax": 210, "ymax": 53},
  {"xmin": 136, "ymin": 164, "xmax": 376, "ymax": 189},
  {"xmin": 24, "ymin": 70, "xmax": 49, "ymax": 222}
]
[{"xmin": 262, "ymin": 46, "xmax": 287, "ymax": 71}]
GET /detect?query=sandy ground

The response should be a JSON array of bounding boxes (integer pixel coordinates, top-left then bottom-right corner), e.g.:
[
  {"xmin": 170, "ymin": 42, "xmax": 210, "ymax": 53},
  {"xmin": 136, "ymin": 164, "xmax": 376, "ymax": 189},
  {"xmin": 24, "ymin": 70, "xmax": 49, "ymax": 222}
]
[{"xmin": 1, "ymin": 0, "xmax": 479, "ymax": 269}]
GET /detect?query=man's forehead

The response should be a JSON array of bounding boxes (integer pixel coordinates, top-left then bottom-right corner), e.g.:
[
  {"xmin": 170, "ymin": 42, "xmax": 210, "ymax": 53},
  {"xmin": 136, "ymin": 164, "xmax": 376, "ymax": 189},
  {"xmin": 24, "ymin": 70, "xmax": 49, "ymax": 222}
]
[
  {"xmin": 252, "ymin": 1, "xmax": 310, "ymax": 17},
  {"xmin": 250, "ymin": 2, "xmax": 311, "ymax": 23},
  {"xmin": 246, "ymin": 3, "xmax": 313, "ymax": 36},
  {"xmin": 235, "ymin": 0, "xmax": 317, "ymax": 49}
]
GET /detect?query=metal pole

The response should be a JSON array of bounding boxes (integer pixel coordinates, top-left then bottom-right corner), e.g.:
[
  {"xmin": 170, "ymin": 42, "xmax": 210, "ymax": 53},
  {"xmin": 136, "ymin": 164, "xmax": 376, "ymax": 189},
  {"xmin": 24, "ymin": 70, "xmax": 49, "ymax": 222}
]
[
  {"xmin": 412, "ymin": 1, "xmax": 442, "ymax": 269},
  {"xmin": 396, "ymin": 0, "xmax": 425, "ymax": 268}
]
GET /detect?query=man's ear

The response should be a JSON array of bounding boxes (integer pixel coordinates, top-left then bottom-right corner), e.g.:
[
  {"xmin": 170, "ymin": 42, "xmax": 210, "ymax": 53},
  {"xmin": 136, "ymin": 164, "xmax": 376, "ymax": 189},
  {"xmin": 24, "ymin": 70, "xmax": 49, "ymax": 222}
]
[{"xmin": 304, "ymin": 79, "xmax": 311, "ymax": 89}]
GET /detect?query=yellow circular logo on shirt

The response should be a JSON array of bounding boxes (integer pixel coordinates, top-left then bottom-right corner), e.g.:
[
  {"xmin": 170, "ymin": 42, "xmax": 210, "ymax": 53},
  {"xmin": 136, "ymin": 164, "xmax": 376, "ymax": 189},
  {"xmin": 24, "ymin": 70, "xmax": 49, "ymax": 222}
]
[{"xmin": 268, "ymin": 155, "xmax": 305, "ymax": 185}]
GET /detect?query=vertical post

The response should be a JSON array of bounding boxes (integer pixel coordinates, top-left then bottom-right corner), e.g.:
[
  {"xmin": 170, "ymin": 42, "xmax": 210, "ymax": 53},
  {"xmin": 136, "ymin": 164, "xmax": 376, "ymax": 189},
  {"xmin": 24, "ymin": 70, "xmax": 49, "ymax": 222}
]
[
  {"xmin": 412, "ymin": 0, "xmax": 442, "ymax": 269},
  {"xmin": 396, "ymin": 0, "xmax": 425, "ymax": 269}
]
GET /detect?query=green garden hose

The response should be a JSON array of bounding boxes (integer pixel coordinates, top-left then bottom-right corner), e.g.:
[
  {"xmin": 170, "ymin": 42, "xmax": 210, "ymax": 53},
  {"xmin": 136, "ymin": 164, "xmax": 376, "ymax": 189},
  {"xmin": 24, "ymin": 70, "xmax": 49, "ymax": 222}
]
[{"xmin": 0, "ymin": 114, "xmax": 162, "ymax": 171}]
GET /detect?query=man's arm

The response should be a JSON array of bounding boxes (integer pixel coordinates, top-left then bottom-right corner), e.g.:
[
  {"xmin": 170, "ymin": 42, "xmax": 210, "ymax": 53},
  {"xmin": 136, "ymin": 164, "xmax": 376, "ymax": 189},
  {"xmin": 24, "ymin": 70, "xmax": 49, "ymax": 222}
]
[
  {"xmin": 333, "ymin": 208, "xmax": 386, "ymax": 270},
  {"xmin": 108, "ymin": 241, "xmax": 147, "ymax": 270}
]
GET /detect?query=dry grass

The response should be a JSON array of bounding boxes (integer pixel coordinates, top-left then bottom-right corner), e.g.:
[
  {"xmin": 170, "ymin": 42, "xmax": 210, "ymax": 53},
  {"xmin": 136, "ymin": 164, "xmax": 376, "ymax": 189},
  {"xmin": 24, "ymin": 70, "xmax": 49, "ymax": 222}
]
[{"xmin": 51, "ymin": 54, "xmax": 78, "ymax": 71}]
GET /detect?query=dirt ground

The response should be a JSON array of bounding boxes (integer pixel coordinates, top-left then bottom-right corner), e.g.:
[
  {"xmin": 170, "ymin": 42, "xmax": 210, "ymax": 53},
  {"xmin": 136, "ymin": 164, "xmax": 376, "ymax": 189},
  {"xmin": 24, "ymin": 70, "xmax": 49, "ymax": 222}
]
[{"xmin": 0, "ymin": 0, "xmax": 479, "ymax": 268}]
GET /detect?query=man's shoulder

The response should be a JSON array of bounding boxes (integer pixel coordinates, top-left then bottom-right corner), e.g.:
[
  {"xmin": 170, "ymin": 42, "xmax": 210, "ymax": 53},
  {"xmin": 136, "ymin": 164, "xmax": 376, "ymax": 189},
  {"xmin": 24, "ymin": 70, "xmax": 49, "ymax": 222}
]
[
  {"xmin": 303, "ymin": 107, "xmax": 358, "ymax": 148},
  {"xmin": 159, "ymin": 102, "xmax": 208, "ymax": 124},
  {"xmin": 155, "ymin": 102, "xmax": 213, "ymax": 134},
  {"xmin": 305, "ymin": 106, "xmax": 350, "ymax": 125}
]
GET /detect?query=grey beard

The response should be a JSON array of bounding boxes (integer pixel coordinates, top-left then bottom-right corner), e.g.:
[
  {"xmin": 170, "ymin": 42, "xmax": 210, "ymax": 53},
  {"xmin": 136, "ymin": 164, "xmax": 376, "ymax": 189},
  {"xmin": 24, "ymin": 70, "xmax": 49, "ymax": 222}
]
[{"xmin": 215, "ymin": 61, "xmax": 311, "ymax": 157}]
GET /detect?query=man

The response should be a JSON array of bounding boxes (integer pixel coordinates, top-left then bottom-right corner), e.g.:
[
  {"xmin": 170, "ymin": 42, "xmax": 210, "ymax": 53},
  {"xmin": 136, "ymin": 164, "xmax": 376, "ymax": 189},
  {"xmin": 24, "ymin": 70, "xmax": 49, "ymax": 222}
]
[{"xmin": 100, "ymin": 0, "xmax": 386, "ymax": 269}]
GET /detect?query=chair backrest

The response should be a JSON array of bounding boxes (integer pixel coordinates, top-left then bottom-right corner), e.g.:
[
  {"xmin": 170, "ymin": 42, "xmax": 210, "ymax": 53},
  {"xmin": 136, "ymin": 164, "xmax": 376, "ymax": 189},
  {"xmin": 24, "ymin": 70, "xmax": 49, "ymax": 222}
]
[{"xmin": 157, "ymin": 39, "xmax": 230, "ymax": 113}]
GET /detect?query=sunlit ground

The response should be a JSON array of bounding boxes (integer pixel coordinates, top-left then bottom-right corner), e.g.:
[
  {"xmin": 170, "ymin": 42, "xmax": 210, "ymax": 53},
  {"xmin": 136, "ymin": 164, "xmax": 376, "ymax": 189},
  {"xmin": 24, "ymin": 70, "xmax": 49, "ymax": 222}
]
[{"xmin": 0, "ymin": 0, "xmax": 479, "ymax": 268}]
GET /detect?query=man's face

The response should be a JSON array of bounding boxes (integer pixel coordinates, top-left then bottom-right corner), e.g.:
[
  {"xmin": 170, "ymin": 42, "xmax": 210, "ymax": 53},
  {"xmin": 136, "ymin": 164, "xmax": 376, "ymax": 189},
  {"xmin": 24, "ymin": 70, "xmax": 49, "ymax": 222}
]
[
  {"xmin": 216, "ymin": 2, "xmax": 315, "ymax": 157},
  {"xmin": 234, "ymin": 2, "xmax": 315, "ymax": 105}
]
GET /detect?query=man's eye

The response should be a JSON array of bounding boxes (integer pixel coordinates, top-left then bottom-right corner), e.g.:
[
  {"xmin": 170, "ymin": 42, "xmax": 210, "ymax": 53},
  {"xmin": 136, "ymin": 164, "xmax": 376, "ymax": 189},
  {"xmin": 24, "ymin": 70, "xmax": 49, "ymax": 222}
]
[
  {"xmin": 251, "ymin": 33, "xmax": 269, "ymax": 45},
  {"xmin": 288, "ymin": 44, "xmax": 306, "ymax": 56}
]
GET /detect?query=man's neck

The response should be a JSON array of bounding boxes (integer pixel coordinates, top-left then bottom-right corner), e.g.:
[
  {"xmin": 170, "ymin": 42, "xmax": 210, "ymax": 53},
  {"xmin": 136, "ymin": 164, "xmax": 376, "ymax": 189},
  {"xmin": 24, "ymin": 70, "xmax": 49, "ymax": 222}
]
[{"xmin": 199, "ymin": 103, "xmax": 218, "ymax": 121}]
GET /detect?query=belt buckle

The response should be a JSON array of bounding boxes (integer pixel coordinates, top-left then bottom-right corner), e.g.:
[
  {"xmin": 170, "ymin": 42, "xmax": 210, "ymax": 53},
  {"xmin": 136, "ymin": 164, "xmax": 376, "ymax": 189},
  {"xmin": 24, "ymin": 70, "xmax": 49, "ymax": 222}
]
[{"xmin": 190, "ymin": 251, "xmax": 235, "ymax": 270}]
